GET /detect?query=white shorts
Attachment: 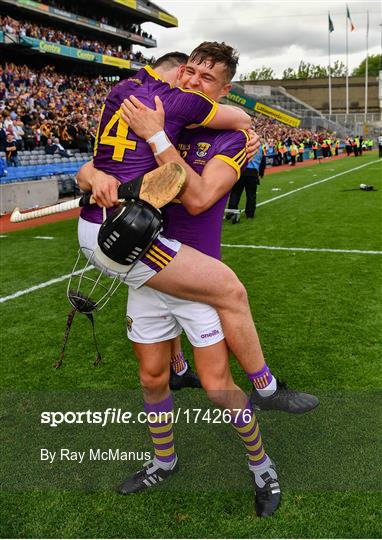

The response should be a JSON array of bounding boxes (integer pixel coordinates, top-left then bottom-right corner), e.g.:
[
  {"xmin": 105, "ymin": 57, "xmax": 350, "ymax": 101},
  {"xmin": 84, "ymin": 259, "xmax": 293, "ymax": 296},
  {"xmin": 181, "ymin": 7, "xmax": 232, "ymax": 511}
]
[
  {"xmin": 78, "ymin": 217, "xmax": 181, "ymax": 289},
  {"xmin": 127, "ymin": 286, "xmax": 224, "ymax": 348}
]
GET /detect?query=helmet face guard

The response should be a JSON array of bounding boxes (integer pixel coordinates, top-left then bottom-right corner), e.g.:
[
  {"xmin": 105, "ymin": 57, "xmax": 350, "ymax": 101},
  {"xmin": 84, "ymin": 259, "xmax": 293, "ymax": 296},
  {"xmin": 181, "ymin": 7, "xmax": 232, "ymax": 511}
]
[
  {"xmin": 67, "ymin": 199, "xmax": 163, "ymax": 313},
  {"xmin": 67, "ymin": 248, "xmax": 124, "ymax": 314}
]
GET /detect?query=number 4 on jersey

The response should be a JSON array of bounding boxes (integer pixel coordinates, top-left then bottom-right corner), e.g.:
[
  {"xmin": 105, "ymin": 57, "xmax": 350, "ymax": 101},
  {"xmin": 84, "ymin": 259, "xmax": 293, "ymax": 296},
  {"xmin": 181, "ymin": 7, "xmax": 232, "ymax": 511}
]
[{"xmin": 95, "ymin": 105, "xmax": 137, "ymax": 161}]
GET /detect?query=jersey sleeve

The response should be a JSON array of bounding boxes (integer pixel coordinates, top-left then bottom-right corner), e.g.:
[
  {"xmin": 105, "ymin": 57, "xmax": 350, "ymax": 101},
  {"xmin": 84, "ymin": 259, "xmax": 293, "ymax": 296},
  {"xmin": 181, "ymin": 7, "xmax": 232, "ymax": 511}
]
[
  {"xmin": 176, "ymin": 88, "xmax": 218, "ymax": 127},
  {"xmin": 213, "ymin": 130, "xmax": 250, "ymax": 180}
]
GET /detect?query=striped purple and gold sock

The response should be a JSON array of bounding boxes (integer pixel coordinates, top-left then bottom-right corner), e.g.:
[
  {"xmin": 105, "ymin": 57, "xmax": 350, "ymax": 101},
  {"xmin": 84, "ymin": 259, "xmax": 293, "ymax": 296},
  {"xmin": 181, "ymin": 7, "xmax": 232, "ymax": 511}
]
[
  {"xmin": 171, "ymin": 351, "xmax": 188, "ymax": 376},
  {"xmin": 231, "ymin": 403, "xmax": 268, "ymax": 467},
  {"xmin": 144, "ymin": 394, "xmax": 176, "ymax": 468},
  {"xmin": 247, "ymin": 362, "xmax": 277, "ymax": 396}
]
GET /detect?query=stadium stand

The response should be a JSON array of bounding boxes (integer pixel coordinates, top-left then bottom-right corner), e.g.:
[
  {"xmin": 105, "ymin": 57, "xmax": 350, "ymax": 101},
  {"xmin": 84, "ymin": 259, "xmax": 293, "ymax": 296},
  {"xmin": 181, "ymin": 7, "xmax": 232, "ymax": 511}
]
[
  {"xmin": 226, "ymin": 83, "xmax": 348, "ymax": 135},
  {"xmin": 0, "ymin": 15, "xmax": 151, "ymax": 62},
  {"xmin": 0, "ymin": 0, "xmax": 177, "ymax": 205}
]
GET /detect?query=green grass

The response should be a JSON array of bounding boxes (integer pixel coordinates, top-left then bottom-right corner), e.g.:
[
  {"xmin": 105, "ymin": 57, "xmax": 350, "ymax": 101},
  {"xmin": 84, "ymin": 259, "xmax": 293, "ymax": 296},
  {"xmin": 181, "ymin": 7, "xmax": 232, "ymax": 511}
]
[{"xmin": 1, "ymin": 152, "xmax": 381, "ymax": 538}]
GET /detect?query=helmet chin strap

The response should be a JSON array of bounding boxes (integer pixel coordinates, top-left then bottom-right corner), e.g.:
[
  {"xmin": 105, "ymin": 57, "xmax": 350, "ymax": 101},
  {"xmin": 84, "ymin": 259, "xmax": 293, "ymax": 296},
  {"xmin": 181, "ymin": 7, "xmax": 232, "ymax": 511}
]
[
  {"xmin": 58, "ymin": 249, "xmax": 123, "ymax": 370},
  {"xmin": 56, "ymin": 301, "xmax": 102, "ymax": 369},
  {"xmin": 56, "ymin": 307, "xmax": 77, "ymax": 369}
]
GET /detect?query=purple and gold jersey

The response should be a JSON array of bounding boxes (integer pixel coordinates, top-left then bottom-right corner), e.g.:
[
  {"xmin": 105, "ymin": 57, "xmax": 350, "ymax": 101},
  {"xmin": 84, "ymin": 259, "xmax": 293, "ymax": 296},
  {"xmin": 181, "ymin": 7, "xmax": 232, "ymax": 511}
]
[
  {"xmin": 81, "ymin": 66, "xmax": 217, "ymax": 223},
  {"xmin": 162, "ymin": 128, "xmax": 249, "ymax": 260}
]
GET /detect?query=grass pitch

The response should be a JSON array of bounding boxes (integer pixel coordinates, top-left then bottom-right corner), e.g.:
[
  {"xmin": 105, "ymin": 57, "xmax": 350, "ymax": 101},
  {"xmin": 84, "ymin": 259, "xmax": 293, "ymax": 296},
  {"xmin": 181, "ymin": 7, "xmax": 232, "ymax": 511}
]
[{"xmin": 1, "ymin": 152, "xmax": 381, "ymax": 538}]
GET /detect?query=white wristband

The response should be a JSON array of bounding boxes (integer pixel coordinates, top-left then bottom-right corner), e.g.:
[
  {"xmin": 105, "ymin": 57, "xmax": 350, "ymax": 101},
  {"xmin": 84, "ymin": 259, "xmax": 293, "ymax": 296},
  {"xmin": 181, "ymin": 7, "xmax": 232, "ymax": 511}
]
[{"xmin": 146, "ymin": 130, "xmax": 172, "ymax": 156}]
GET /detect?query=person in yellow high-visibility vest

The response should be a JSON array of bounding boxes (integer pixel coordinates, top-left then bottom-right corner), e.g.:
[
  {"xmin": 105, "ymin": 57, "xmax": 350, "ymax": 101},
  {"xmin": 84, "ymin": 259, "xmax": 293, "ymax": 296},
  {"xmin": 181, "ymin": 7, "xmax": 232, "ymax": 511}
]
[
  {"xmin": 289, "ymin": 142, "xmax": 298, "ymax": 166},
  {"xmin": 297, "ymin": 141, "xmax": 304, "ymax": 162},
  {"xmin": 334, "ymin": 139, "xmax": 340, "ymax": 156},
  {"xmin": 279, "ymin": 141, "xmax": 287, "ymax": 165},
  {"xmin": 312, "ymin": 140, "xmax": 319, "ymax": 160},
  {"xmin": 326, "ymin": 137, "xmax": 332, "ymax": 157},
  {"xmin": 352, "ymin": 136, "xmax": 359, "ymax": 157},
  {"xmin": 277, "ymin": 141, "xmax": 285, "ymax": 165}
]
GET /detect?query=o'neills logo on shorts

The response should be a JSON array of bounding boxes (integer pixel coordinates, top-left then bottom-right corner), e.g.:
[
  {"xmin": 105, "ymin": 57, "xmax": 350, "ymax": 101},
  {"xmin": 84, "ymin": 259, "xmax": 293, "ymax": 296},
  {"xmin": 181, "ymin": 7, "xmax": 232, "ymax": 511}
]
[{"xmin": 200, "ymin": 329, "xmax": 220, "ymax": 339}]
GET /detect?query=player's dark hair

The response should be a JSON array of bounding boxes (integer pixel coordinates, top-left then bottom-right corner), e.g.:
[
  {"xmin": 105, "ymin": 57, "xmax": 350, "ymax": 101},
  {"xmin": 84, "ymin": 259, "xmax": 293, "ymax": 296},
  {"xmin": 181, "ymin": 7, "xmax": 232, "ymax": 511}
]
[
  {"xmin": 153, "ymin": 52, "xmax": 189, "ymax": 69},
  {"xmin": 189, "ymin": 41, "xmax": 239, "ymax": 82}
]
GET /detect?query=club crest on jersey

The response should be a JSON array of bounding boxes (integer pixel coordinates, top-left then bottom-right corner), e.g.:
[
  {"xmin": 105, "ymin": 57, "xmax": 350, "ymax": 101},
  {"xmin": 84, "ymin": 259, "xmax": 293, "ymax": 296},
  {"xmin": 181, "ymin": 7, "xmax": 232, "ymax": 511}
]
[
  {"xmin": 196, "ymin": 142, "xmax": 211, "ymax": 157},
  {"xmin": 126, "ymin": 316, "xmax": 133, "ymax": 332}
]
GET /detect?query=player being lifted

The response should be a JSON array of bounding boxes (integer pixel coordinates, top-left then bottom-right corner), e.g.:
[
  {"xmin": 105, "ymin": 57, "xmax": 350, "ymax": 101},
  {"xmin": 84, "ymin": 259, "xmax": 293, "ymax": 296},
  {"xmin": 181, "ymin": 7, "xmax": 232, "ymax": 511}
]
[{"xmin": 78, "ymin": 46, "xmax": 318, "ymax": 415}]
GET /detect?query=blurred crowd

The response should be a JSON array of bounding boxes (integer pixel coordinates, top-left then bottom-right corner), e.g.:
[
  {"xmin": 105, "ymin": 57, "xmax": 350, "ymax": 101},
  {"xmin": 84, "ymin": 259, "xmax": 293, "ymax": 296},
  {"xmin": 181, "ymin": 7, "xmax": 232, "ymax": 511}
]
[
  {"xmin": 253, "ymin": 116, "xmax": 332, "ymax": 151},
  {"xmin": 253, "ymin": 116, "xmax": 339, "ymax": 165},
  {"xmin": 0, "ymin": 63, "xmax": 113, "ymax": 155},
  {"xmin": 0, "ymin": 16, "xmax": 153, "ymax": 63}
]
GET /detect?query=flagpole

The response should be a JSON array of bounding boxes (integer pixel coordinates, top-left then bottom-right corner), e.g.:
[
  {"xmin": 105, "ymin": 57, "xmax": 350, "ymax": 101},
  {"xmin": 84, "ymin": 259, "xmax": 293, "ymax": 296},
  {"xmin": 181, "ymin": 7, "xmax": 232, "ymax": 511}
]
[
  {"xmin": 346, "ymin": 9, "xmax": 349, "ymax": 115},
  {"xmin": 328, "ymin": 14, "xmax": 332, "ymax": 116},
  {"xmin": 365, "ymin": 11, "xmax": 369, "ymax": 121}
]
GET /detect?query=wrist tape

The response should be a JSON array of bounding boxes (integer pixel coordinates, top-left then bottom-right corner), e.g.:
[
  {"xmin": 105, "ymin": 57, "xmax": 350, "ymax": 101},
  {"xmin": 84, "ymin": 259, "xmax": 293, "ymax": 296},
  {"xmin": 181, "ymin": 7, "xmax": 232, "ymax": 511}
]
[{"xmin": 146, "ymin": 130, "xmax": 171, "ymax": 156}]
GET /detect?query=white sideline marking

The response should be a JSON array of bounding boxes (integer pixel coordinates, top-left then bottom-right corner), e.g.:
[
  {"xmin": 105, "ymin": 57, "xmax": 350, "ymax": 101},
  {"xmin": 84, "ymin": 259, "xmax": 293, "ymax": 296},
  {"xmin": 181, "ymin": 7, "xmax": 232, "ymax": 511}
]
[
  {"xmin": 221, "ymin": 244, "xmax": 382, "ymax": 255},
  {"xmin": 33, "ymin": 236, "xmax": 55, "ymax": 240},
  {"xmin": 0, "ymin": 266, "xmax": 94, "ymax": 304},
  {"xmin": 0, "ymin": 235, "xmax": 8, "ymax": 238},
  {"xmin": 258, "ymin": 159, "xmax": 381, "ymax": 208}
]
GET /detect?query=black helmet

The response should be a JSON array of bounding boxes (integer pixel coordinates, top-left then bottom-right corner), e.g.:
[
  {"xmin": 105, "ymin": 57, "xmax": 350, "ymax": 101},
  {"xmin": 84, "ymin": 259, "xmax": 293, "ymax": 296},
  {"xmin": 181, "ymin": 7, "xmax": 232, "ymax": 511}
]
[{"xmin": 96, "ymin": 199, "xmax": 163, "ymax": 271}]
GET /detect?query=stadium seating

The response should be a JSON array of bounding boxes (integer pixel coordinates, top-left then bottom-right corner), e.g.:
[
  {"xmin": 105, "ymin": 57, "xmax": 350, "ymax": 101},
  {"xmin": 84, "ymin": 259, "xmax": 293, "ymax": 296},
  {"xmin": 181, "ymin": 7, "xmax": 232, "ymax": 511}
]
[
  {"xmin": 0, "ymin": 149, "xmax": 91, "ymax": 196},
  {"xmin": 231, "ymin": 83, "xmax": 347, "ymax": 134}
]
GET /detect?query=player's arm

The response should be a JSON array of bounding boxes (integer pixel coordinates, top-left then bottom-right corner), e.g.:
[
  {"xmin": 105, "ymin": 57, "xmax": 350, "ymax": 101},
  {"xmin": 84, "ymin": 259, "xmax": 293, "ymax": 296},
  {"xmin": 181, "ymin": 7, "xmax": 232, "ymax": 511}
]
[
  {"xmin": 125, "ymin": 92, "xmax": 251, "ymax": 132},
  {"xmin": 197, "ymin": 103, "xmax": 252, "ymax": 130},
  {"xmin": 139, "ymin": 135, "xmax": 238, "ymax": 214},
  {"xmin": 180, "ymin": 88, "xmax": 252, "ymax": 130},
  {"xmin": 142, "ymin": 135, "xmax": 238, "ymax": 213},
  {"xmin": 184, "ymin": 157, "xmax": 238, "ymax": 214},
  {"xmin": 149, "ymin": 143, "xmax": 240, "ymax": 214},
  {"xmin": 76, "ymin": 160, "xmax": 120, "ymax": 208}
]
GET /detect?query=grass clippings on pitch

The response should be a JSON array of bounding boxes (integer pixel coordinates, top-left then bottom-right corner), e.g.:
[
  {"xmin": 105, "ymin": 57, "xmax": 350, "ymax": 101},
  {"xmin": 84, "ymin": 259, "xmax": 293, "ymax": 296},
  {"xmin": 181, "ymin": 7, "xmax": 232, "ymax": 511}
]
[{"xmin": 0, "ymin": 152, "xmax": 381, "ymax": 538}]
